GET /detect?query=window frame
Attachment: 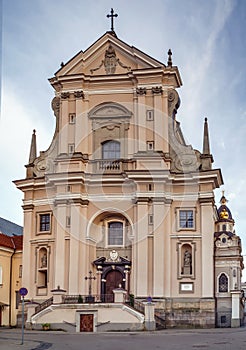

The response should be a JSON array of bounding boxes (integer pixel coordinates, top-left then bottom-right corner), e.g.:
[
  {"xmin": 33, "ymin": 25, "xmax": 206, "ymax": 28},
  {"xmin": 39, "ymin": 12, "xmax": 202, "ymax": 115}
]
[
  {"xmin": 177, "ymin": 208, "xmax": 196, "ymax": 231},
  {"xmin": 218, "ymin": 273, "xmax": 229, "ymax": 293},
  {"xmin": 69, "ymin": 113, "xmax": 76, "ymax": 124},
  {"xmin": 68, "ymin": 143, "xmax": 75, "ymax": 154},
  {"xmin": 106, "ymin": 220, "xmax": 124, "ymax": 247},
  {"xmin": 37, "ymin": 212, "xmax": 52, "ymax": 234},
  {"xmin": 102, "ymin": 140, "xmax": 121, "ymax": 160},
  {"xmin": 147, "ymin": 141, "xmax": 154, "ymax": 151},
  {"xmin": 146, "ymin": 109, "xmax": 154, "ymax": 121}
]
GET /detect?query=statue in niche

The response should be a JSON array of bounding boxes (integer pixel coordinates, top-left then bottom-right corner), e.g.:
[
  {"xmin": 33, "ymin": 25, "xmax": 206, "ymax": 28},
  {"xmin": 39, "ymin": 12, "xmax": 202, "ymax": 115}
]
[
  {"xmin": 41, "ymin": 252, "xmax": 47, "ymax": 268},
  {"xmin": 183, "ymin": 250, "xmax": 192, "ymax": 275}
]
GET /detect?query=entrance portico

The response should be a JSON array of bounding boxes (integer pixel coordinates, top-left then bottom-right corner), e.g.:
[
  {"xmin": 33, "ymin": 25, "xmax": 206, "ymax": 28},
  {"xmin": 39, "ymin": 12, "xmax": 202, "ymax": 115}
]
[{"xmin": 94, "ymin": 253, "xmax": 131, "ymax": 302}]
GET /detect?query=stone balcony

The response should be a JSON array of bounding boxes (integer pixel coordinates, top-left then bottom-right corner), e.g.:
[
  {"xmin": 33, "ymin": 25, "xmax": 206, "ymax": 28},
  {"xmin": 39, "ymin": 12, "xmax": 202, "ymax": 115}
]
[{"xmin": 92, "ymin": 159, "xmax": 135, "ymax": 173}]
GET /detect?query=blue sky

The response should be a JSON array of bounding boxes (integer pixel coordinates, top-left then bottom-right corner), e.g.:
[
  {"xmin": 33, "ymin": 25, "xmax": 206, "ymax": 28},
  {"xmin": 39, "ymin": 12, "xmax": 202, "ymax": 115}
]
[{"xmin": 1, "ymin": 0, "xmax": 246, "ymax": 276}]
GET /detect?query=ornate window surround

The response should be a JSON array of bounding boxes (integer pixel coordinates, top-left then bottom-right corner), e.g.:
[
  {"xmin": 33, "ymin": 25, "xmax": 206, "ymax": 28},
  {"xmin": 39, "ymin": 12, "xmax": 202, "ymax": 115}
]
[
  {"xmin": 36, "ymin": 212, "xmax": 52, "ymax": 235},
  {"xmin": 88, "ymin": 102, "xmax": 132, "ymax": 161},
  {"xmin": 176, "ymin": 208, "xmax": 196, "ymax": 231}
]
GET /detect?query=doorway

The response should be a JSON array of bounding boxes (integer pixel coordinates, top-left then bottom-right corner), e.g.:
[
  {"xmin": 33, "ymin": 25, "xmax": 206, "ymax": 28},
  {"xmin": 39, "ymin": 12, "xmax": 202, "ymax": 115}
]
[
  {"xmin": 80, "ymin": 314, "xmax": 94, "ymax": 332},
  {"xmin": 105, "ymin": 270, "xmax": 123, "ymax": 302}
]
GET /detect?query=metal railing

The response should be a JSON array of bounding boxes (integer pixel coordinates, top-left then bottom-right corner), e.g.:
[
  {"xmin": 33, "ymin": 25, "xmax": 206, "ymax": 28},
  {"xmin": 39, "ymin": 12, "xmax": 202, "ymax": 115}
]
[
  {"xmin": 62, "ymin": 294, "xmax": 114, "ymax": 304},
  {"xmin": 34, "ymin": 296, "xmax": 53, "ymax": 315}
]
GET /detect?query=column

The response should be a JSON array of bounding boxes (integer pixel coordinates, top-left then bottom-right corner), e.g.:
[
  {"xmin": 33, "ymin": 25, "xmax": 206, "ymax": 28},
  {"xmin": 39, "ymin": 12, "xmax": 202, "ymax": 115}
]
[
  {"xmin": 153, "ymin": 201, "xmax": 165, "ymax": 297},
  {"xmin": 22, "ymin": 205, "xmax": 34, "ymax": 298},
  {"xmin": 135, "ymin": 201, "xmax": 149, "ymax": 296},
  {"xmin": 68, "ymin": 202, "xmax": 81, "ymax": 294},
  {"xmin": 163, "ymin": 200, "xmax": 172, "ymax": 297},
  {"xmin": 200, "ymin": 200, "xmax": 214, "ymax": 297},
  {"xmin": 75, "ymin": 94, "xmax": 88, "ymax": 154},
  {"xmin": 153, "ymin": 90, "xmax": 165, "ymax": 152},
  {"xmin": 96, "ymin": 268, "xmax": 102, "ymax": 301},
  {"xmin": 59, "ymin": 97, "xmax": 69, "ymax": 154},
  {"xmin": 54, "ymin": 202, "xmax": 67, "ymax": 289},
  {"xmin": 137, "ymin": 92, "xmax": 146, "ymax": 152},
  {"xmin": 231, "ymin": 290, "xmax": 241, "ymax": 327}
]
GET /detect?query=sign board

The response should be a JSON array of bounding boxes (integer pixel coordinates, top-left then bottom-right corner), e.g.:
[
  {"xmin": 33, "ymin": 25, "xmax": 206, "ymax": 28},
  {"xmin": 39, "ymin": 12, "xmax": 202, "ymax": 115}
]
[{"xmin": 19, "ymin": 287, "xmax": 28, "ymax": 297}]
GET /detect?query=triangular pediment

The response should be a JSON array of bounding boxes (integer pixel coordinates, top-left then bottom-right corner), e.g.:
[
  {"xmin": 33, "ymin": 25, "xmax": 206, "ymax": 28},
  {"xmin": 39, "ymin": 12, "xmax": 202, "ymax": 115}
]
[{"xmin": 55, "ymin": 32, "xmax": 166, "ymax": 77}]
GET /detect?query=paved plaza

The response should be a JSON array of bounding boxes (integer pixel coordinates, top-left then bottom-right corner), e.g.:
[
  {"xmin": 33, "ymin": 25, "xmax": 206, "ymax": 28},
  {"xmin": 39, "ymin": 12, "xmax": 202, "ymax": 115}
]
[{"xmin": 0, "ymin": 327, "xmax": 246, "ymax": 350}]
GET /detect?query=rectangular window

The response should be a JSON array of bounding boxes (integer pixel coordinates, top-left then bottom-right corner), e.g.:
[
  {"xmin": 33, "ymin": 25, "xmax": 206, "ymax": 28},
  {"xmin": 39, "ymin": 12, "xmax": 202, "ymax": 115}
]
[
  {"xmin": 179, "ymin": 210, "xmax": 194, "ymax": 229},
  {"xmin": 66, "ymin": 216, "xmax": 71, "ymax": 227},
  {"xmin": 148, "ymin": 214, "xmax": 153, "ymax": 225},
  {"xmin": 39, "ymin": 214, "xmax": 50, "ymax": 232},
  {"xmin": 68, "ymin": 143, "xmax": 75, "ymax": 154},
  {"xmin": 147, "ymin": 141, "xmax": 154, "ymax": 151},
  {"xmin": 146, "ymin": 110, "xmax": 154, "ymax": 121},
  {"xmin": 108, "ymin": 222, "xmax": 123, "ymax": 246},
  {"xmin": 69, "ymin": 113, "xmax": 76, "ymax": 124},
  {"xmin": 16, "ymin": 291, "xmax": 21, "ymax": 309},
  {"xmin": 19, "ymin": 265, "xmax": 22, "ymax": 278}
]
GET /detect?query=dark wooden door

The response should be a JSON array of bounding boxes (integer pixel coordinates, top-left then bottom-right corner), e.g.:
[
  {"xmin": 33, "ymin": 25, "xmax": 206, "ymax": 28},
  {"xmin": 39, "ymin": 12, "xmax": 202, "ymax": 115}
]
[
  {"xmin": 80, "ymin": 314, "xmax": 93, "ymax": 332},
  {"xmin": 105, "ymin": 270, "xmax": 123, "ymax": 302}
]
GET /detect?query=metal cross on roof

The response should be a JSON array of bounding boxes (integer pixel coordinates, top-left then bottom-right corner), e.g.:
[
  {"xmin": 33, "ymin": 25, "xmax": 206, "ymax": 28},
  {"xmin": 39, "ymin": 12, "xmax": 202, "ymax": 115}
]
[{"xmin": 107, "ymin": 8, "xmax": 118, "ymax": 32}]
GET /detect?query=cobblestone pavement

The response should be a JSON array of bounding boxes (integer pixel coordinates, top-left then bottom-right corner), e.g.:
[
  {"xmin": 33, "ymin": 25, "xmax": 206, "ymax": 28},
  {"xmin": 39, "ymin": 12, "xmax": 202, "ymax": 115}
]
[{"xmin": 0, "ymin": 327, "xmax": 246, "ymax": 350}]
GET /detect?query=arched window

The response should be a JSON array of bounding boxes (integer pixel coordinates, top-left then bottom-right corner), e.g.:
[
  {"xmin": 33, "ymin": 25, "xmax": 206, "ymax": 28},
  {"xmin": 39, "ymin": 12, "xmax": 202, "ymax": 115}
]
[
  {"xmin": 219, "ymin": 273, "xmax": 228, "ymax": 292},
  {"xmin": 102, "ymin": 140, "xmax": 120, "ymax": 159},
  {"xmin": 108, "ymin": 221, "xmax": 123, "ymax": 246}
]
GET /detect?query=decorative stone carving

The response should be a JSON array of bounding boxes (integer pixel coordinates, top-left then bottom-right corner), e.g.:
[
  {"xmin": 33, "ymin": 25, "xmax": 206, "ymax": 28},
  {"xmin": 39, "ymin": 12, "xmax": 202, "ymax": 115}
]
[
  {"xmin": 41, "ymin": 252, "xmax": 47, "ymax": 268},
  {"xmin": 152, "ymin": 86, "xmax": 163, "ymax": 94},
  {"xmin": 74, "ymin": 90, "xmax": 84, "ymax": 99},
  {"xmin": 61, "ymin": 92, "xmax": 70, "ymax": 99},
  {"xmin": 136, "ymin": 87, "xmax": 146, "ymax": 95},
  {"xmin": 184, "ymin": 250, "xmax": 192, "ymax": 267},
  {"xmin": 107, "ymin": 250, "xmax": 121, "ymax": 262},
  {"xmin": 36, "ymin": 159, "xmax": 50, "ymax": 172},
  {"xmin": 168, "ymin": 89, "xmax": 201, "ymax": 173},
  {"xmin": 104, "ymin": 44, "xmax": 117, "ymax": 74},
  {"xmin": 173, "ymin": 151, "xmax": 200, "ymax": 172},
  {"xmin": 51, "ymin": 96, "xmax": 60, "ymax": 118},
  {"xmin": 90, "ymin": 44, "xmax": 131, "ymax": 75},
  {"xmin": 88, "ymin": 102, "xmax": 132, "ymax": 120}
]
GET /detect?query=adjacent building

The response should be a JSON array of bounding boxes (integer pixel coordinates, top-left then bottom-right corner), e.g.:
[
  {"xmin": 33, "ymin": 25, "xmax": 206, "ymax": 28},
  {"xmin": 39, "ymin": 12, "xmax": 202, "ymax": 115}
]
[{"xmin": 0, "ymin": 217, "xmax": 23, "ymax": 326}]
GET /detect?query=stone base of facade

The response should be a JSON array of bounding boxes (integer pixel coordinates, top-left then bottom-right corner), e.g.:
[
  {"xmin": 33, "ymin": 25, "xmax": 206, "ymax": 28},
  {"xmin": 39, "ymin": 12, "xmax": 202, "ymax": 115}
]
[
  {"xmin": 156, "ymin": 298, "xmax": 216, "ymax": 328},
  {"xmin": 231, "ymin": 318, "xmax": 240, "ymax": 328}
]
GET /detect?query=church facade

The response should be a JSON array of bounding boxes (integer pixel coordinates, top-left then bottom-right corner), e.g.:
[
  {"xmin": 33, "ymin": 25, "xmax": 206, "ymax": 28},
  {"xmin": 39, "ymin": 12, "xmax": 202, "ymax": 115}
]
[{"xmin": 14, "ymin": 26, "xmax": 244, "ymax": 329}]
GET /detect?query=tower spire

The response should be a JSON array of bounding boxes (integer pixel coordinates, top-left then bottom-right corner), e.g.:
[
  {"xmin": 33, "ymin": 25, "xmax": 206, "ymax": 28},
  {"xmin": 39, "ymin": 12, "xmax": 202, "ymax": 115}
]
[
  {"xmin": 28, "ymin": 129, "xmax": 37, "ymax": 164},
  {"xmin": 203, "ymin": 117, "xmax": 210, "ymax": 155},
  {"xmin": 200, "ymin": 118, "xmax": 213, "ymax": 170},
  {"xmin": 167, "ymin": 49, "xmax": 172, "ymax": 67}
]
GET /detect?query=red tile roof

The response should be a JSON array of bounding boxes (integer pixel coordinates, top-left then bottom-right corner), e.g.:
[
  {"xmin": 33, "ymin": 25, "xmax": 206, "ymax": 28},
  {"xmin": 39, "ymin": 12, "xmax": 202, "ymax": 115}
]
[{"xmin": 0, "ymin": 233, "xmax": 23, "ymax": 250}]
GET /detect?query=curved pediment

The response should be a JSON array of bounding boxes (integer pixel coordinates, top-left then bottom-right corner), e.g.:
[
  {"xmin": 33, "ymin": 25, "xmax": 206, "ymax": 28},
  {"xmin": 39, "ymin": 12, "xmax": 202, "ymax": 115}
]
[{"xmin": 88, "ymin": 102, "xmax": 132, "ymax": 120}]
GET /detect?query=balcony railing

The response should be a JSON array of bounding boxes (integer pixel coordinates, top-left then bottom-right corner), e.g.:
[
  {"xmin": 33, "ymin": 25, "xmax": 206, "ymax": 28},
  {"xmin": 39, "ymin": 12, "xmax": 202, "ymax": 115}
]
[
  {"xmin": 63, "ymin": 294, "xmax": 114, "ymax": 304},
  {"xmin": 91, "ymin": 159, "xmax": 135, "ymax": 173},
  {"xmin": 98, "ymin": 160, "xmax": 121, "ymax": 172}
]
